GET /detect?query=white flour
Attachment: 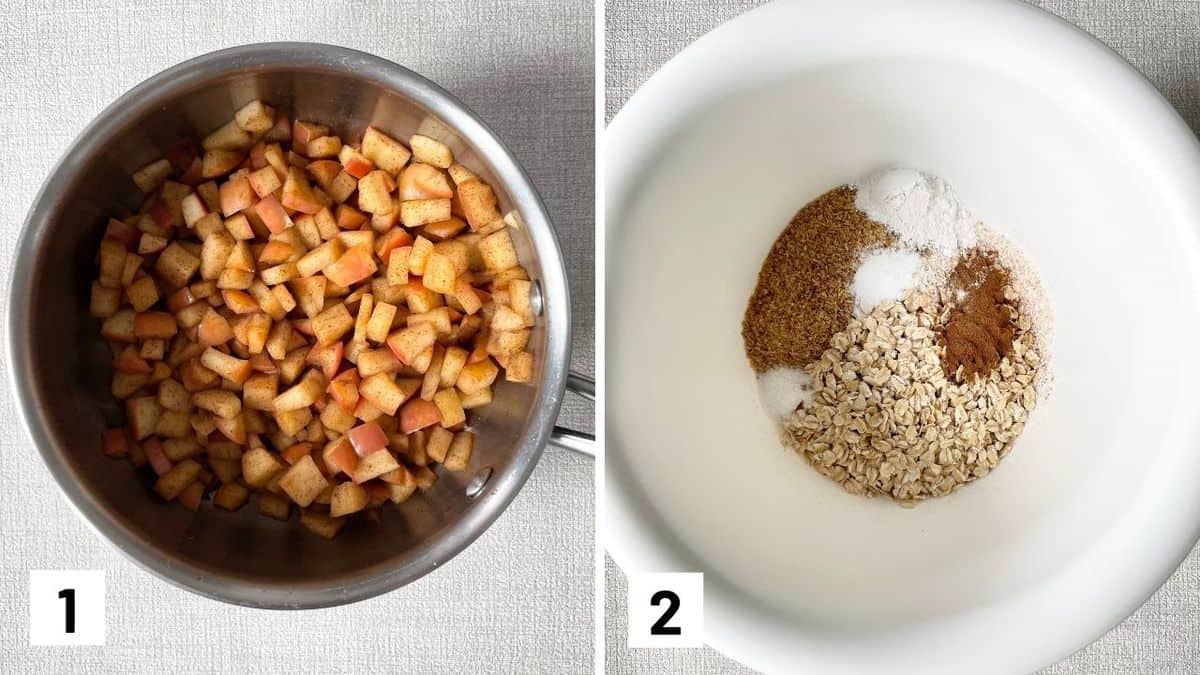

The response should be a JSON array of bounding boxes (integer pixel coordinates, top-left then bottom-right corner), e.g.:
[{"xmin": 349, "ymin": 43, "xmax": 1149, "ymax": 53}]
[
  {"xmin": 851, "ymin": 248, "xmax": 922, "ymax": 315},
  {"xmin": 854, "ymin": 167, "xmax": 978, "ymax": 254}
]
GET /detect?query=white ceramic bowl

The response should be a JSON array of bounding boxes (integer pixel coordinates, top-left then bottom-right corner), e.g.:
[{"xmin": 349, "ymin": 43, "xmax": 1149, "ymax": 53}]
[{"xmin": 605, "ymin": 1, "xmax": 1200, "ymax": 672}]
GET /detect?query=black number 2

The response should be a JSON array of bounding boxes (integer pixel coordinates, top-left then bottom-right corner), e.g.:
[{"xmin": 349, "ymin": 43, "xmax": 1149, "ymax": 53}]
[
  {"xmin": 58, "ymin": 588, "xmax": 75, "ymax": 633},
  {"xmin": 650, "ymin": 590, "xmax": 681, "ymax": 635}
]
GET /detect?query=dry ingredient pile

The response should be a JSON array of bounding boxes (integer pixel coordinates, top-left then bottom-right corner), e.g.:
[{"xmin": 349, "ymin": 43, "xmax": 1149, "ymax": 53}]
[{"xmin": 742, "ymin": 167, "xmax": 1052, "ymax": 504}]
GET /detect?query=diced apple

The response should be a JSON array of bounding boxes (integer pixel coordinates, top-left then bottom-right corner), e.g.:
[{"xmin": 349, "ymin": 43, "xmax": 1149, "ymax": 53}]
[
  {"xmin": 456, "ymin": 358, "xmax": 499, "ymax": 395},
  {"xmin": 422, "ymin": 252, "xmax": 457, "ymax": 294},
  {"xmin": 426, "ymin": 426, "xmax": 453, "ymax": 463},
  {"xmin": 155, "ymin": 459, "xmax": 202, "ymax": 500},
  {"xmin": 351, "ymin": 448, "xmax": 400, "ymax": 484},
  {"xmin": 113, "ymin": 345, "xmax": 150, "ymax": 375},
  {"xmin": 213, "ymin": 482, "xmax": 250, "ymax": 511},
  {"xmin": 203, "ymin": 120, "xmax": 253, "ymax": 151},
  {"xmin": 432, "ymin": 388, "xmax": 466, "ymax": 428},
  {"xmin": 424, "ymin": 217, "xmax": 468, "ymax": 241},
  {"xmin": 102, "ymin": 428, "xmax": 129, "ymax": 457},
  {"xmin": 253, "ymin": 195, "xmax": 292, "ymax": 234},
  {"xmin": 200, "ymin": 347, "xmax": 252, "ymax": 384},
  {"xmin": 306, "ymin": 136, "xmax": 342, "ymax": 159},
  {"xmin": 477, "ymin": 229, "xmax": 519, "ymax": 272},
  {"xmin": 242, "ymin": 446, "xmax": 284, "ymax": 488},
  {"xmin": 234, "ymin": 100, "xmax": 275, "ymax": 133},
  {"xmin": 347, "ymin": 421, "xmax": 388, "ymax": 457},
  {"xmin": 457, "ymin": 180, "xmax": 501, "ymax": 231},
  {"xmin": 409, "ymin": 134, "xmax": 453, "ymax": 168},
  {"xmin": 386, "ymin": 323, "xmax": 437, "ymax": 365},
  {"xmin": 290, "ymin": 276, "xmax": 327, "ymax": 318},
  {"xmin": 338, "ymin": 144, "xmax": 374, "ymax": 178},
  {"xmin": 399, "ymin": 198, "xmax": 450, "ymax": 228},
  {"xmin": 365, "ymin": 301, "xmax": 398, "ymax": 343},
  {"xmin": 329, "ymin": 482, "xmax": 368, "ymax": 517},
  {"xmin": 398, "ymin": 163, "xmax": 453, "ymax": 201},
  {"xmin": 281, "ymin": 167, "xmax": 325, "ymax": 214},
  {"xmin": 202, "ymin": 149, "xmax": 243, "ymax": 178},
  {"xmin": 399, "ymin": 397, "xmax": 442, "ymax": 434},
  {"xmin": 443, "ymin": 431, "xmax": 474, "ymax": 471},
  {"xmin": 133, "ymin": 312, "xmax": 178, "ymax": 339},
  {"xmin": 357, "ymin": 372, "xmax": 408, "ymax": 415},
  {"xmin": 357, "ymin": 170, "xmax": 395, "ymax": 215},
  {"xmin": 356, "ymin": 348, "xmax": 400, "ymax": 377},
  {"xmin": 273, "ymin": 369, "xmax": 327, "ymax": 411},
  {"xmin": 296, "ymin": 299, "xmax": 348, "ymax": 344},
  {"xmin": 299, "ymin": 509, "xmax": 345, "ymax": 539},
  {"xmin": 278, "ymin": 455, "xmax": 327, "ymax": 507},
  {"xmin": 361, "ymin": 126, "xmax": 411, "ymax": 175},
  {"xmin": 324, "ymin": 246, "xmax": 377, "ymax": 287},
  {"xmin": 132, "ymin": 158, "xmax": 172, "ymax": 193},
  {"xmin": 192, "ymin": 389, "xmax": 242, "ymax": 419}
]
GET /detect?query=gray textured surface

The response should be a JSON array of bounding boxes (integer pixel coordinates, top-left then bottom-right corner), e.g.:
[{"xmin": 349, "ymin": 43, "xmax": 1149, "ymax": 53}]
[
  {"xmin": 604, "ymin": 1, "xmax": 1200, "ymax": 672},
  {"xmin": 0, "ymin": 1, "xmax": 594, "ymax": 672}
]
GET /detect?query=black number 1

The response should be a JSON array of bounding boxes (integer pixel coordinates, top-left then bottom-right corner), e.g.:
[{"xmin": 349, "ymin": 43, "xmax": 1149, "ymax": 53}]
[
  {"xmin": 650, "ymin": 590, "xmax": 681, "ymax": 635},
  {"xmin": 58, "ymin": 588, "xmax": 75, "ymax": 633}
]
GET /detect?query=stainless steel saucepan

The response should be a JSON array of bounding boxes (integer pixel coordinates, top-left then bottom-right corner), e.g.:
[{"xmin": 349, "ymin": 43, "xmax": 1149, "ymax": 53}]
[{"xmin": 7, "ymin": 43, "xmax": 593, "ymax": 609}]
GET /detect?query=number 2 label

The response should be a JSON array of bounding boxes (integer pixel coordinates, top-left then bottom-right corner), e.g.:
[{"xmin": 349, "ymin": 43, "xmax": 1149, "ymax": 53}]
[{"xmin": 628, "ymin": 572, "xmax": 703, "ymax": 648}]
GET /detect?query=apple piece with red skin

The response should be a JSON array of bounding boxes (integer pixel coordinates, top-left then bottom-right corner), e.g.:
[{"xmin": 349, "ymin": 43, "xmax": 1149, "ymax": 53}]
[
  {"xmin": 281, "ymin": 442, "xmax": 314, "ymax": 465},
  {"xmin": 177, "ymin": 481, "xmax": 205, "ymax": 511},
  {"xmin": 306, "ymin": 340, "xmax": 344, "ymax": 379},
  {"xmin": 347, "ymin": 422, "xmax": 388, "ymax": 458},
  {"xmin": 144, "ymin": 438, "xmax": 173, "ymax": 476},
  {"xmin": 219, "ymin": 176, "xmax": 256, "ymax": 216},
  {"xmin": 375, "ymin": 228, "xmax": 414, "ymax": 263},
  {"xmin": 281, "ymin": 168, "xmax": 325, "ymax": 214},
  {"xmin": 254, "ymin": 195, "xmax": 293, "ymax": 234},
  {"xmin": 398, "ymin": 163, "xmax": 453, "ymax": 201},
  {"xmin": 328, "ymin": 369, "xmax": 360, "ymax": 412},
  {"xmin": 386, "ymin": 323, "xmax": 437, "ymax": 365},
  {"xmin": 148, "ymin": 198, "xmax": 174, "ymax": 228},
  {"xmin": 323, "ymin": 247, "xmax": 378, "ymax": 288},
  {"xmin": 338, "ymin": 145, "xmax": 374, "ymax": 178},
  {"xmin": 166, "ymin": 287, "xmax": 196, "ymax": 313},
  {"xmin": 102, "ymin": 428, "xmax": 130, "ymax": 457},
  {"xmin": 306, "ymin": 159, "xmax": 341, "ymax": 189},
  {"xmin": 399, "ymin": 398, "xmax": 442, "ymax": 434},
  {"xmin": 322, "ymin": 437, "xmax": 357, "ymax": 476},
  {"xmin": 133, "ymin": 312, "xmax": 178, "ymax": 339},
  {"xmin": 115, "ymin": 346, "xmax": 152, "ymax": 374},
  {"xmin": 105, "ymin": 218, "xmax": 141, "ymax": 249}
]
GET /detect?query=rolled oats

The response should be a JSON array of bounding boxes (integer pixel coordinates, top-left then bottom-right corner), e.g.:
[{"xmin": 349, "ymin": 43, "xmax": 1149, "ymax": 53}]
[{"xmin": 784, "ymin": 288, "xmax": 1045, "ymax": 503}]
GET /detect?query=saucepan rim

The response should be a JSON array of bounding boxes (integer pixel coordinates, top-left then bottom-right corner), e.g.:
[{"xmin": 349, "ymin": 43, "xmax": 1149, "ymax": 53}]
[{"xmin": 6, "ymin": 42, "xmax": 573, "ymax": 609}]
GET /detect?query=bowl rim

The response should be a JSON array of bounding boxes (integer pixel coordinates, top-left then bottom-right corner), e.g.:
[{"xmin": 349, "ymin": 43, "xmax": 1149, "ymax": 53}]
[
  {"xmin": 605, "ymin": 1, "xmax": 1200, "ymax": 672},
  {"xmin": 7, "ymin": 42, "xmax": 572, "ymax": 609}
]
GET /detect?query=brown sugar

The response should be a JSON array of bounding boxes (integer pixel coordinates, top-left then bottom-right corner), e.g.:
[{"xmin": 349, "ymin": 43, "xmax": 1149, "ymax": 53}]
[
  {"xmin": 742, "ymin": 186, "xmax": 893, "ymax": 372},
  {"xmin": 938, "ymin": 251, "xmax": 1015, "ymax": 382}
]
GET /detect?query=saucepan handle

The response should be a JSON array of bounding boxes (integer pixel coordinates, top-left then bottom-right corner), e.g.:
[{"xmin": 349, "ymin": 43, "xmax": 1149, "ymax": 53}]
[{"xmin": 549, "ymin": 370, "xmax": 596, "ymax": 457}]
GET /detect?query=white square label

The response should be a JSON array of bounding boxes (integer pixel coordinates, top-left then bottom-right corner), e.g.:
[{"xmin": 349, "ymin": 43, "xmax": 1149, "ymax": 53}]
[
  {"xmin": 628, "ymin": 572, "xmax": 703, "ymax": 648},
  {"xmin": 29, "ymin": 570, "xmax": 105, "ymax": 646}
]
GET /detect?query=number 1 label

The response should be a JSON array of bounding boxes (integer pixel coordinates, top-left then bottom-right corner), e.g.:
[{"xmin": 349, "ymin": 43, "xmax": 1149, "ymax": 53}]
[
  {"xmin": 29, "ymin": 571, "xmax": 105, "ymax": 646},
  {"xmin": 628, "ymin": 572, "xmax": 703, "ymax": 648}
]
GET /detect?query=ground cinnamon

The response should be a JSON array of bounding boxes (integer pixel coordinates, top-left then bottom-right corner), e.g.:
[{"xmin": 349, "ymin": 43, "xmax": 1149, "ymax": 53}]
[
  {"xmin": 742, "ymin": 187, "xmax": 893, "ymax": 372},
  {"xmin": 939, "ymin": 251, "xmax": 1015, "ymax": 382}
]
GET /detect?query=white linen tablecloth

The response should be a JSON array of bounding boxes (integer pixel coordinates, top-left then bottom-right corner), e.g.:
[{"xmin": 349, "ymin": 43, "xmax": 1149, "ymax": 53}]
[
  {"xmin": 604, "ymin": 1, "xmax": 1200, "ymax": 672},
  {"xmin": 0, "ymin": 1, "xmax": 595, "ymax": 672}
]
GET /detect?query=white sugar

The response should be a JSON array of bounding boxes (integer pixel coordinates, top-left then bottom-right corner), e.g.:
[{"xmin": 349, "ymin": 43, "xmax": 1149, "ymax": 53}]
[
  {"xmin": 756, "ymin": 367, "xmax": 813, "ymax": 424},
  {"xmin": 851, "ymin": 248, "xmax": 922, "ymax": 315}
]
